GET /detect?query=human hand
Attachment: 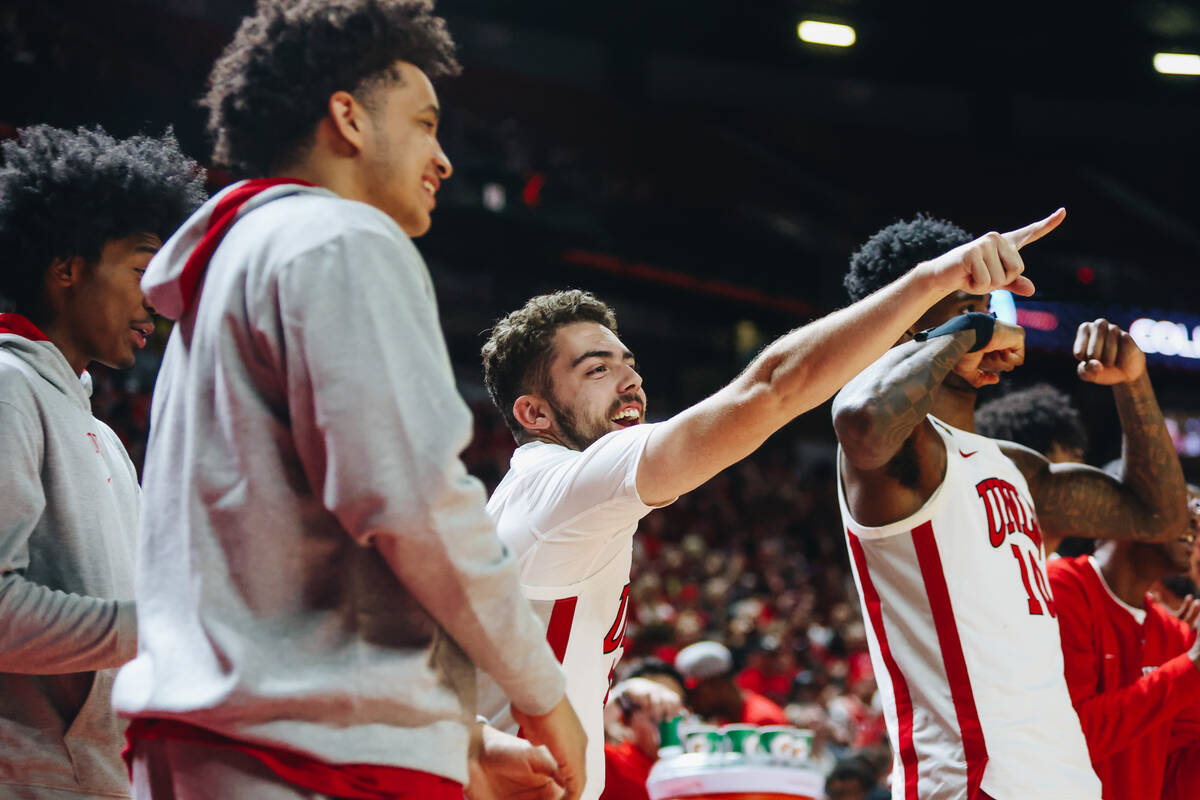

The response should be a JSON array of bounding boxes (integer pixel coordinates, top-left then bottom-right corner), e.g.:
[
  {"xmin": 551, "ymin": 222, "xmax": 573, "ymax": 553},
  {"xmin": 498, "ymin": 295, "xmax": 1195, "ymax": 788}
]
[
  {"xmin": 1176, "ymin": 595, "xmax": 1200, "ymax": 630},
  {"xmin": 610, "ymin": 677, "xmax": 685, "ymax": 759},
  {"xmin": 953, "ymin": 320, "xmax": 1026, "ymax": 388},
  {"xmin": 511, "ymin": 697, "xmax": 587, "ymax": 800},
  {"xmin": 466, "ymin": 724, "xmax": 565, "ymax": 800},
  {"xmin": 612, "ymin": 677, "xmax": 683, "ymax": 725},
  {"xmin": 1074, "ymin": 318, "xmax": 1146, "ymax": 385},
  {"xmin": 1188, "ymin": 621, "xmax": 1200, "ymax": 671},
  {"xmin": 921, "ymin": 208, "xmax": 1065, "ymax": 298}
]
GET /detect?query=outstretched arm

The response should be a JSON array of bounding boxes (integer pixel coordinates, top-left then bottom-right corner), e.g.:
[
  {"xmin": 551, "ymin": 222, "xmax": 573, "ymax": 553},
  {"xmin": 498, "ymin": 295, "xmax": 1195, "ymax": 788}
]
[
  {"xmin": 636, "ymin": 210, "xmax": 1064, "ymax": 505},
  {"xmin": 1008, "ymin": 319, "xmax": 1187, "ymax": 546}
]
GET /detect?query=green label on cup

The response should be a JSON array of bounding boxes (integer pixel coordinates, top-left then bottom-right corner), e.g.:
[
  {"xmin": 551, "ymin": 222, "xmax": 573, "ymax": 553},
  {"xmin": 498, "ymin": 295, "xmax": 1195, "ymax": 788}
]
[
  {"xmin": 720, "ymin": 724, "xmax": 760, "ymax": 754},
  {"xmin": 659, "ymin": 715, "xmax": 683, "ymax": 748},
  {"xmin": 756, "ymin": 727, "xmax": 811, "ymax": 762},
  {"xmin": 684, "ymin": 728, "xmax": 726, "ymax": 754}
]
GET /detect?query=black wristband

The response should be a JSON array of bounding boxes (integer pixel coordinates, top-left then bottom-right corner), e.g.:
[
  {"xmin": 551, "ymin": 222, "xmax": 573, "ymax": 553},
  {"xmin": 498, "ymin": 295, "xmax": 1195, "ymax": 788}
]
[{"xmin": 913, "ymin": 312, "xmax": 996, "ymax": 352}]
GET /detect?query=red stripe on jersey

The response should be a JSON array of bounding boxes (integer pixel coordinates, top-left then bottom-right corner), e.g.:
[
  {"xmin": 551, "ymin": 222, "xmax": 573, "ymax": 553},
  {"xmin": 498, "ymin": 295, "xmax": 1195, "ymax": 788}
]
[
  {"xmin": 546, "ymin": 596, "xmax": 578, "ymax": 664},
  {"xmin": 847, "ymin": 531, "xmax": 919, "ymax": 800},
  {"xmin": 911, "ymin": 521, "xmax": 989, "ymax": 799}
]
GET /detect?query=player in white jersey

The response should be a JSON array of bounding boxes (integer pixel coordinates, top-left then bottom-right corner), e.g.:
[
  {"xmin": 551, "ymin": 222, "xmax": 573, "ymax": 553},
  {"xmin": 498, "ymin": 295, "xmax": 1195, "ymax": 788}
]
[
  {"xmin": 477, "ymin": 208, "xmax": 1069, "ymax": 800},
  {"xmin": 832, "ymin": 214, "xmax": 1188, "ymax": 800}
]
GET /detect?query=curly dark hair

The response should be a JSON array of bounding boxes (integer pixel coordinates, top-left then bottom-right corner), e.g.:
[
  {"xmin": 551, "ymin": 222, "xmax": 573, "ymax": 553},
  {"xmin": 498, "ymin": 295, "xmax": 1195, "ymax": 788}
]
[
  {"xmin": 975, "ymin": 383, "xmax": 1088, "ymax": 456},
  {"xmin": 203, "ymin": 0, "xmax": 461, "ymax": 177},
  {"xmin": 482, "ymin": 290, "xmax": 618, "ymax": 441},
  {"xmin": 0, "ymin": 125, "xmax": 206, "ymax": 314},
  {"xmin": 845, "ymin": 213, "xmax": 973, "ymax": 302}
]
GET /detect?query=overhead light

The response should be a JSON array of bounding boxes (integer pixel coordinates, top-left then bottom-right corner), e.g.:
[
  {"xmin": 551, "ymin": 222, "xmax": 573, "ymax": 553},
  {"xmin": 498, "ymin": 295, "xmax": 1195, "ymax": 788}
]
[
  {"xmin": 1154, "ymin": 52, "xmax": 1200, "ymax": 75},
  {"xmin": 797, "ymin": 20, "xmax": 856, "ymax": 48}
]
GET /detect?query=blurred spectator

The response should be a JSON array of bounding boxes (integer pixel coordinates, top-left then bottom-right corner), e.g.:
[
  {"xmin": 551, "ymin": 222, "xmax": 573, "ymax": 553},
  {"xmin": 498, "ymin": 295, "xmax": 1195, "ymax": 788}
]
[
  {"xmin": 823, "ymin": 756, "xmax": 882, "ymax": 800},
  {"xmin": 676, "ymin": 641, "xmax": 789, "ymax": 726},
  {"xmin": 601, "ymin": 660, "xmax": 685, "ymax": 800},
  {"xmin": 735, "ymin": 635, "xmax": 797, "ymax": 706},
  {"xmin": 826, "ymin": 650, "xmax": 886, "ymax": 751},
  {"xmin": 785, "ymin": 701, "xmax": 838, "ymax": 776}
]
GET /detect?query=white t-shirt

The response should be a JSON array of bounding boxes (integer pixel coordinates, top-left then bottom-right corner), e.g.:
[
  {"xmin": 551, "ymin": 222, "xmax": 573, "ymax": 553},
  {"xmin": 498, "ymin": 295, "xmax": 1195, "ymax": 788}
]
[
  {"xmin": 837, "ymin": 416, "xmax": 1100, "ymax": 800},
  {"xmin": 480, "ymin": 423, "xmax": 668, "ymax": 800}
]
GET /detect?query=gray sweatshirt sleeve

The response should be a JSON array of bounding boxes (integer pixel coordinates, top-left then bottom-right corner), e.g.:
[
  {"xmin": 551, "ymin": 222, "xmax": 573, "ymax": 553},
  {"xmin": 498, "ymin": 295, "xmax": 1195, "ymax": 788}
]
[
  {"xmin": 276, "ymin": 229, "xmax": 565, "ymax": 715},
  {"xmin": 0, "ymin": 400, "xmax": 136, "ymax": 673}
]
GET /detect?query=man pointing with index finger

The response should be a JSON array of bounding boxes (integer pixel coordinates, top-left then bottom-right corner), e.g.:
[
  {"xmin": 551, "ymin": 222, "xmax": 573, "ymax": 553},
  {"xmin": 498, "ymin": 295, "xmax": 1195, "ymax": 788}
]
[
  {"xmin": 477, "ymin": 208, "xmax": 1066, "ymax": 800},
  {"xmin": 832, "ymin": 211, "xmax": 1185, "ymax": 800}
]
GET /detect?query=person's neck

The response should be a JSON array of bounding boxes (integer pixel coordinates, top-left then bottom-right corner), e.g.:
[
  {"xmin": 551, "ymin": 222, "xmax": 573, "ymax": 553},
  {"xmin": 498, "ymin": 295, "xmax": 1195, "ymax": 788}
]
[
  {"xmin": 929, "ymin": 381, "xmax": 977, "ymax": 431},
  {"xmin": 32, "ymin": 315, "xmax": 87, "ymax": 375},
  {"xmin": 1095, "ymin": 542, "xmax": 1162, "ymax": 610},
  {"xmin": 272, "ymin": 158, "xmax": 365, "ymax": 205}
]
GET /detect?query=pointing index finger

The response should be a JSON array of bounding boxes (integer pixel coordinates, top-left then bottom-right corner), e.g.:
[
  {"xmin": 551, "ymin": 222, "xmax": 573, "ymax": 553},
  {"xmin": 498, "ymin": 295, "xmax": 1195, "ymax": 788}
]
[{"xmin": 1003, "ymin": 207, "xmax": 1066, "ymax": 250}]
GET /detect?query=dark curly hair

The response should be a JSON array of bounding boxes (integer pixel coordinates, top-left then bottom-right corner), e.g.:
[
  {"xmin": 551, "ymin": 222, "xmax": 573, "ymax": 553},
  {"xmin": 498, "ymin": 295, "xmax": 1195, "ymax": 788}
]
[
  {"xmin": 0, "ymin": 125, "xmax": 206, "ymax": 314},
  {"xmin": 203, "ymin": 0, "xmax": 461, "ymax": 177},
  {"xmin": 482, "ymin": 290, "xmax": 618, "ymax": 441},
  {"xmin": 975, "ymin": 383, "xmax": 1088, "ymax": 456},
  {"xmin": 845, "ymin": 213, "xmax": 973, "ymax": 302}
]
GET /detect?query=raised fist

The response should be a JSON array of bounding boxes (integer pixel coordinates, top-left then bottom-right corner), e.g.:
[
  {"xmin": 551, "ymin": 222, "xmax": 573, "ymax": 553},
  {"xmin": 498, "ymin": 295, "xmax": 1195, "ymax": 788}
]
[
  {"xmin": 1074, "ymin": 318, "xmax": 1146, "ymax": 385},
  {"xmin": 953, "ymin": 320, "xmax": 1025, "ymax": 388}
]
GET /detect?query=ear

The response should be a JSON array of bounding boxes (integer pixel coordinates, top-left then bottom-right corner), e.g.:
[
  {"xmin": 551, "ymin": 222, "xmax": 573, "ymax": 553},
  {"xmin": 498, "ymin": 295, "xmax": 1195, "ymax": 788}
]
[
  {"xmin": 513, "ymin": 394, "xmax": 554, "ymax": 436},
  {"xmin": 325, "ymin": 90, "xmax": 369, "ymax": 157},
  {"xmin": 47, "ymin": 256, "xmax": 86, "ymax": 288}
]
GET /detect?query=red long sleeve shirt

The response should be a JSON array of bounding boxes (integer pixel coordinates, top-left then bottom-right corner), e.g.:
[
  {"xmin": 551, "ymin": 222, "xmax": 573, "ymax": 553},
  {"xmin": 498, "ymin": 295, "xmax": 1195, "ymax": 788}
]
[
  {"xmin": 1048, "ymin": 555, "xmax": 1200, "ymax": 799},
  {"xmin": 600, "ymin": 741, "xmax": 653, "ymax": 800}
]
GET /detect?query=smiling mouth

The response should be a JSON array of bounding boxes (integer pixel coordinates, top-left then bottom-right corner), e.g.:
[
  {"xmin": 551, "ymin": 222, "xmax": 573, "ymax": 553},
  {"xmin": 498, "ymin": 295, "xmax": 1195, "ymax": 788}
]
[
  {"xmin": 130, "ymin": 323, "xmax": 153, "ymax": 349},
  {"xmin": 610, "ymin": 406, "xmax": 642, "ymax": 427}
]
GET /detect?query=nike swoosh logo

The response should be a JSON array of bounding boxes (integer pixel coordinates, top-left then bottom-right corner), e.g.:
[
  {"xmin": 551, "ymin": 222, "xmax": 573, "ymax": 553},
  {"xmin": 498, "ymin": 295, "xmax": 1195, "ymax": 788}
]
[{"xmin": 960, "ymin": 450, "xmax": 978, "ymax": 458}]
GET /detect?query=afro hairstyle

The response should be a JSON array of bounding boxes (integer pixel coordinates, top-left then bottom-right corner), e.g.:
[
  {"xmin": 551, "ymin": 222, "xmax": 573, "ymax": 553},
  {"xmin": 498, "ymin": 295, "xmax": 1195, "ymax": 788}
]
[
  {"xmin": 0, "ymin": 125, "xmax": 206, "ymax": 314},
  {"xmin": 975, "ymin": 383, "xmax": 1089, "ymax": 456},
  {"xmin": 203, "ymin": 0, "xmax": 461, "ymax": 177},
  {"xmin": 845, "ymin": 213, "xmax": 973, "ymax": 302}
]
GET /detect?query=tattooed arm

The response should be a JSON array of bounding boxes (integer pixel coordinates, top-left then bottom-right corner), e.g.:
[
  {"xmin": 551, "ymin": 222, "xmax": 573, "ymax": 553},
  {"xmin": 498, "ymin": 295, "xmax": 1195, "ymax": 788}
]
[
  {"xmin": 1004, "ymin": 320, "xmax": 1187, "ymax": 549},
  {"xmin": 637, "ymin": 212, "xmax": 1064, "ymax": 506},
  {"xmin": 833, "ymin": 320, "xmax": 1026, "ymax": 526}
]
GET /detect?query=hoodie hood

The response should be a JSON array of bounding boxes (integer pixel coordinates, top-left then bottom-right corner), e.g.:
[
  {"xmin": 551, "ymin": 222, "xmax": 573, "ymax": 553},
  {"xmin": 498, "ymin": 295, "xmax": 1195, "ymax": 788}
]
[
  {"xmin": 142, "ymin": 178, "xmax": 323, "ymax": 320},
  {"xmin": 0, "ymin": 313, "xmax": 92, "ymax": 406}
]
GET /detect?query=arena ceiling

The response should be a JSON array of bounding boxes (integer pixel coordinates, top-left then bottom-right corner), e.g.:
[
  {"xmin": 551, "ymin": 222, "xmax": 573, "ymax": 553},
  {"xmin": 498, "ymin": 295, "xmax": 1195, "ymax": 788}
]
[{"xmin": 3, "ymin": 0, "xmax": 1198, "ymax": 314}]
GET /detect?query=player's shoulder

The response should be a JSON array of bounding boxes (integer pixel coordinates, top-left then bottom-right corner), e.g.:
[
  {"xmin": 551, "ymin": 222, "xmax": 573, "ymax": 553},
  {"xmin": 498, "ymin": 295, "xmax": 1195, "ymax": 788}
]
[
  {"xmin": 930, "ymin": 416, "xmax": 1007, "ymax": 457},
  {"xmin": 487, "ymin": 442, "xmax": 571, "ymax": 507},
  {"xmin": 511, "ymin": 439, "xmax": 577, "ymax": 471},
  {"xmin": 1046, "ymin": 554, "xmax": 1093, "ymax": 596},
  {"xmin": 0, "ymin": 349, "xmax": 42, "ymax": 406},
  {"xmin": 244, "ymin": 192, "xmax": 414, "ymax": 267}
]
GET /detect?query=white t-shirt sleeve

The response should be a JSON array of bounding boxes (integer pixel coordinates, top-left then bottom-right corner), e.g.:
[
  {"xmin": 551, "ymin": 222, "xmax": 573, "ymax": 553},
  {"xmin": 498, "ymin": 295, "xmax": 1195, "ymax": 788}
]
[
  {"xmin": 526, "ymin": 424, "xmax": 664, "ymax": 527},
  {"xmin": 510, "ymin": 423, "xmax": 671, "ymax": 586}
]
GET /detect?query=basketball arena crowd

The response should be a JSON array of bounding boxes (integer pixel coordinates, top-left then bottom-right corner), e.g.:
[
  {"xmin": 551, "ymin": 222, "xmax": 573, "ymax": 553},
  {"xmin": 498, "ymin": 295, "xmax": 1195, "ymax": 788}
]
[{"xmin": 2, "ymin": 2, "xmax": 1199, "ymax": 800}]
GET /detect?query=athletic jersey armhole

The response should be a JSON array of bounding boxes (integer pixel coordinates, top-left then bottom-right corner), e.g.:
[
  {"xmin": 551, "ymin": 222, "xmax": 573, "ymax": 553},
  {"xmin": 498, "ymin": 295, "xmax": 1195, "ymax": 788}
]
[{"xmin": 836, "ymin": 419, "xmax": 954, "ymax": 540}]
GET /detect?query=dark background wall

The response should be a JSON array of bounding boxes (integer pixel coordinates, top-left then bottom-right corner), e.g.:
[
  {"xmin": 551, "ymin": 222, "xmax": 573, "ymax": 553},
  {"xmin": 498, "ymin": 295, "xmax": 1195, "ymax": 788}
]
[{"xmin": 2, "ymin": 0, "xmax": 1198, "ymax": 474}]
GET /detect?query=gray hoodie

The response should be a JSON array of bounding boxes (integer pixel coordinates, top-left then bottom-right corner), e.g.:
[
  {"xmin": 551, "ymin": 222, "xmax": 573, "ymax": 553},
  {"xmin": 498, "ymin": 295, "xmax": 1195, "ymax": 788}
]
[
  {"xmin": 112, "ymin": 181, "xmax": 566, "ymax": 784},
  {"xmin": 0, "ymin": 315, "xmax": 140, "ymax": 799}
]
